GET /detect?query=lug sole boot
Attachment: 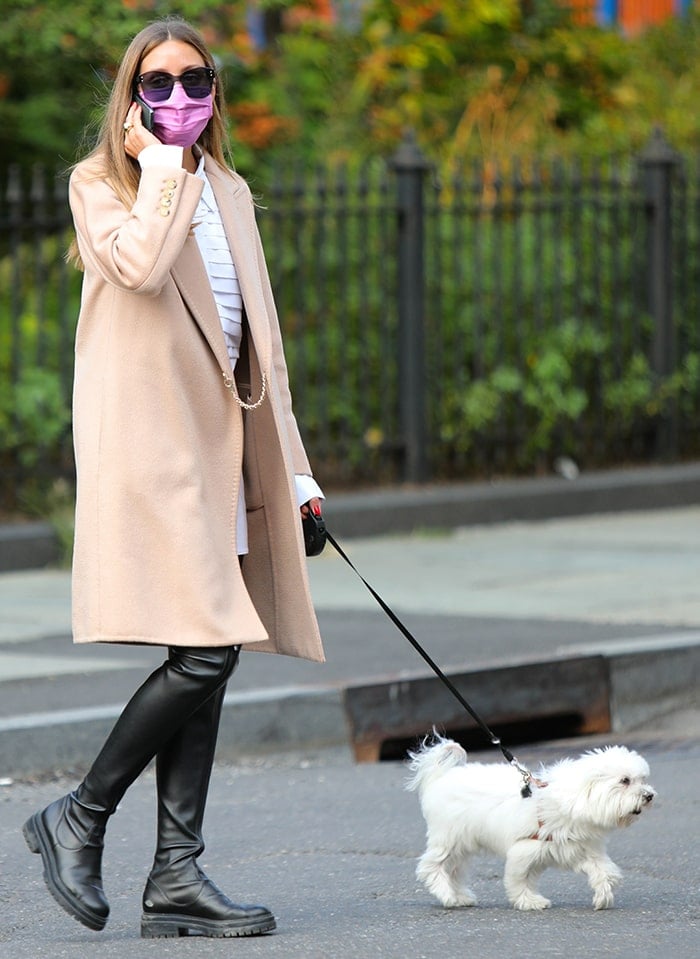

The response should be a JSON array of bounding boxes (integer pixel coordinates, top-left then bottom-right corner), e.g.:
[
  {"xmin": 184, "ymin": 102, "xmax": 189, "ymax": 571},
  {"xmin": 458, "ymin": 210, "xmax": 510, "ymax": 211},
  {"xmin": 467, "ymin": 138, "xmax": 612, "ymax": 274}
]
[
  {"xmin": 23, "ymin": 788, "xmax": 110, "ymax": 931},
  {"xmin": 141, "ymin": 668, "xmax": 275, "ymax": 938},
  {"xmin": 141, "ymin": 867, "xmax": 276, "ymax": 938}
]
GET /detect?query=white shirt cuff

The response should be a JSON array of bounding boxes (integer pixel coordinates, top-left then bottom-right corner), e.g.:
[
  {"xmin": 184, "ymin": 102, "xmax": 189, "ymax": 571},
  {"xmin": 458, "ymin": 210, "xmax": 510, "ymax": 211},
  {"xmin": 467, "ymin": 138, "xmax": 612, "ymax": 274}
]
[
  {"xmin": 138, "ymin": 144, "xmax": 184, "ymax": 169},
  {"xmin": 294, "ymin": 474, "xmax": 324, "ymax": 509}
]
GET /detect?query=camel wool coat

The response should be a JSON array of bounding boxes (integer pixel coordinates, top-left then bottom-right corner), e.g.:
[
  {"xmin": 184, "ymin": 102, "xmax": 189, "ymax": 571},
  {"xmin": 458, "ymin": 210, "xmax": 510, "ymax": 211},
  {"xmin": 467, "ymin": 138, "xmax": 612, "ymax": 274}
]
[{"xmin": 68, "ymin": 151, "xmax": 325, "ymax": 662}]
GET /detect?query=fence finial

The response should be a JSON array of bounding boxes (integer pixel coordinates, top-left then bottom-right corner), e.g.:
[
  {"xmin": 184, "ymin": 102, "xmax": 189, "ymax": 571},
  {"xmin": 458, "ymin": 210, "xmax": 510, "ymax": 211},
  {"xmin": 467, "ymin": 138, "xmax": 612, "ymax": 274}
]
[
  {"xmin": 389, "ymin": 129, "xmax": 431, "ymax": 172},
  {"xmin": 639, "ymin": 126, "xmax": 680, "ymax": 167}
]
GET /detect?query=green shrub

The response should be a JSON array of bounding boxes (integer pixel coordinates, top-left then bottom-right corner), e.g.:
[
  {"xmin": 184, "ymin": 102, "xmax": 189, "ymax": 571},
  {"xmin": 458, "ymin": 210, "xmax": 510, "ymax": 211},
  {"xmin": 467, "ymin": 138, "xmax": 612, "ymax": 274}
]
[{"xmin": 0, "ymin": 365, "xmax": 71, "ymax": 470}]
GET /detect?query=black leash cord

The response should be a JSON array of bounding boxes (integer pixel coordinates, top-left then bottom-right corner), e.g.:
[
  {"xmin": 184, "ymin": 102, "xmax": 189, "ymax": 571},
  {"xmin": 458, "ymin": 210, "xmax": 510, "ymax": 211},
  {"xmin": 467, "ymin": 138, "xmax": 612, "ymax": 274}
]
[{"xmin": 325, "ymin": 530, "xmax": 533, "ymax": 793}]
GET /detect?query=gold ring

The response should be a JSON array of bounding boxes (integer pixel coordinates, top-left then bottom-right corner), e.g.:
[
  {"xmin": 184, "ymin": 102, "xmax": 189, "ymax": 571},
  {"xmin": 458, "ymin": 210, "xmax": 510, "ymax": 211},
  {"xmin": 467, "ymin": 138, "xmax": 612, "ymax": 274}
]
[{"xmin": 123, "ymin": 121, "xmax": 133, "ymax": 133}]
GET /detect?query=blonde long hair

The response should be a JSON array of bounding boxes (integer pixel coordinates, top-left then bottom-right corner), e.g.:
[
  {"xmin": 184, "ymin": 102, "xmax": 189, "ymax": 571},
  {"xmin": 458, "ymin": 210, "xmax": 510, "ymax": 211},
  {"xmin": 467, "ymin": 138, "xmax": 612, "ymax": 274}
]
[{"xmin": 67, "ymin": 18, "xmax": 232, "ymax": 267}]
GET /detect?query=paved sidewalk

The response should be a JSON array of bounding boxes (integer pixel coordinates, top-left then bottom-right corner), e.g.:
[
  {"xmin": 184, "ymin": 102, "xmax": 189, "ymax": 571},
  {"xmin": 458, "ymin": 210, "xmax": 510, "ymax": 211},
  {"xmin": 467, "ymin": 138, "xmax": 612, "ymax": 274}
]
[{"xmin": 4, "ymin": 502, "xmax": 700, "ymax": 642}]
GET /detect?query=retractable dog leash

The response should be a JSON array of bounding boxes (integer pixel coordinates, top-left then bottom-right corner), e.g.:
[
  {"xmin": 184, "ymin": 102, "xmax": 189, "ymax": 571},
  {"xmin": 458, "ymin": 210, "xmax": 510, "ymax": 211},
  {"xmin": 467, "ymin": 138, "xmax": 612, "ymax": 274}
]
[{"xmin": 303, "ymin": 512, "xmax": 535, "ymax": 797}]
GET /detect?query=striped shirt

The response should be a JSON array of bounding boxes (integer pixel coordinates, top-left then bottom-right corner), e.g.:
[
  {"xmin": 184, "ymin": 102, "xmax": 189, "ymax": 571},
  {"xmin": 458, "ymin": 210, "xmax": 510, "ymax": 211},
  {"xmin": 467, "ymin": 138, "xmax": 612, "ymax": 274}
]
[{"xmin": 193, "ymin": 155, "xmax": 249, "ymax": 553}]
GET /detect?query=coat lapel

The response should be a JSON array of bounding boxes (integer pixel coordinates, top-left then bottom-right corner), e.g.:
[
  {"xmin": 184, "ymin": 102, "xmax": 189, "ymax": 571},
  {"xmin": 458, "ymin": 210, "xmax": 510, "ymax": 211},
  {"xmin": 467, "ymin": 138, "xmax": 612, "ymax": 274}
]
[
  {"xmin": 171, "ymin": 236, "xmax": 231, "ymax": 375},
  {"xmin": 204, "ymin": 157, "xmax": 272, "ymax": 374}
]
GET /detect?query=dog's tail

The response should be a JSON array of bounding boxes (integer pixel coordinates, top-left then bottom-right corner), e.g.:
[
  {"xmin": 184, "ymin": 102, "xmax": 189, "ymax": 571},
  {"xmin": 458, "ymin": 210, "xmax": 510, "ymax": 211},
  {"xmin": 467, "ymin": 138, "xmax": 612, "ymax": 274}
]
[{"xmin": 405, "ymin": 730, "xmax": 467, "ymax": 795}]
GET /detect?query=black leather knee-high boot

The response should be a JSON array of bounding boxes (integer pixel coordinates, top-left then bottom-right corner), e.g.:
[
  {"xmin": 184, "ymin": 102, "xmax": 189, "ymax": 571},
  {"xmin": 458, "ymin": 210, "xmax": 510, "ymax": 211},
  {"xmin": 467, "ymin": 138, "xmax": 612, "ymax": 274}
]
[
  {"xmin": 23, "ymin": 782, "xmax": 112, "ymax": 931},
  {"xmin": 141, "ymin": 658, "xmax": 276, "ymax": 938},
  {"xmin": 23, "ymin": 645, "xmax": 240, "ymax": 932}
]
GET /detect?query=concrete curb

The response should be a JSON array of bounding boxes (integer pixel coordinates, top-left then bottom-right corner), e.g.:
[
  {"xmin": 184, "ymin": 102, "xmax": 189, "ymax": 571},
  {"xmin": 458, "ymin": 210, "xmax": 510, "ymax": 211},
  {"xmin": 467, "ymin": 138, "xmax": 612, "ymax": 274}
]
[
  {"xmin": 0, "ymin": 522, "xmax": 59, "ymax": 573},
  {"xmin": 0, "ymin": 685, "xmax": 349, "ymax": 779},
  {"xmin": 2, "ymin": 635, "xmax": 698, "ymax": 778},
  {"xmin": 341, "ymin": 634, "xmax": 700, "ymax": 761},
  {"xmin": 324, "ymin": 461, "xmax": 700, "ymax": 538}
]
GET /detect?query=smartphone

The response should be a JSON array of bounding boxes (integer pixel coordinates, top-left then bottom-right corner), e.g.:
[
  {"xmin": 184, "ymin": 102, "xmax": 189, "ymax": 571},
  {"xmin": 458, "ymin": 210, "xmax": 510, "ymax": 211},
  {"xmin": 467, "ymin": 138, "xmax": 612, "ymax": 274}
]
[{"xmin": 133, "ymin": 92, "xmax": 154, "ymax": 132}]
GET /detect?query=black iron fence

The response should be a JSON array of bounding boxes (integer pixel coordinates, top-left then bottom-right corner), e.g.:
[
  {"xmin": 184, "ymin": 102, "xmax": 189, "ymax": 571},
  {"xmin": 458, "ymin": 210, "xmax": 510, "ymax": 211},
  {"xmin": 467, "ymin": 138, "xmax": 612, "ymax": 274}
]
[{"xmin": 2, "ymin": 130, "xmax": 700, "ymax": 505}]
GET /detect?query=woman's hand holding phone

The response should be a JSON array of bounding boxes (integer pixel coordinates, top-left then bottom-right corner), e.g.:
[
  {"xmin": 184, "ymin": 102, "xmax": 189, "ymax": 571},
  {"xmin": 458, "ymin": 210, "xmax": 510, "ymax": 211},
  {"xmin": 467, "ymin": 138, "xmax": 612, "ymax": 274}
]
[{"xmin": 123, "ymin": 101, "xmax": 160, "ymax": 160}]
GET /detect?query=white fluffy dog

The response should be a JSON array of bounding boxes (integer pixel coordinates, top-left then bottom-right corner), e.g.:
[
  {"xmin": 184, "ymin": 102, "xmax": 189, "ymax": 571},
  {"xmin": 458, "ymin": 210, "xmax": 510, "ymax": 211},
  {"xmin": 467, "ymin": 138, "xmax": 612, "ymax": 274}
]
[{"xmin": 406, "ymin": 734, "xmax": 655, "ymax": 911}]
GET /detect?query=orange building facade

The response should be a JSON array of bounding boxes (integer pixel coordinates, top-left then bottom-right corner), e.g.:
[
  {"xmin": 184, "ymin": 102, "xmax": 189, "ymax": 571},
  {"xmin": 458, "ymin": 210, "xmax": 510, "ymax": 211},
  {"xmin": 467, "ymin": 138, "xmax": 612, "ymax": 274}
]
[{"xmin": 567, "ymin": 0, "xmax": 692, "ymax": 33}]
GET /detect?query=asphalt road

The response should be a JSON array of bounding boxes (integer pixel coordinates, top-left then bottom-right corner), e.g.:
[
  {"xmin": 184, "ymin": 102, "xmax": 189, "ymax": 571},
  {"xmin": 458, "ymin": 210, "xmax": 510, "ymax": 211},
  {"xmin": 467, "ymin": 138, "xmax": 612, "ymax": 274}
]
[{"xmin": 1, "ymin": 727, "xmax": 698, "ymax": 958}]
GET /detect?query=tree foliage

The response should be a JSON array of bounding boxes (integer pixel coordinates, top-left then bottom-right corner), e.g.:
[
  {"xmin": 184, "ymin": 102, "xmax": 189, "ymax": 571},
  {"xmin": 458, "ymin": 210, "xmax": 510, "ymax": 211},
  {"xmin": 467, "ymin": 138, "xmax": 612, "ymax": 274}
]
[
  {"xmin": 2, "ymin": 2, "xmax": 700, "ymax": 176},
  {"xmin": 0, "ymin": 0, "xmax": 236, "ymax": 172}
]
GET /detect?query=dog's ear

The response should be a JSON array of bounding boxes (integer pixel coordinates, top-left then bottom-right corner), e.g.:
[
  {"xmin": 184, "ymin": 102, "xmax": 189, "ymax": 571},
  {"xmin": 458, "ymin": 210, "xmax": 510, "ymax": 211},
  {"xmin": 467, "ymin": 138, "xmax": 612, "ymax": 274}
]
[
  {"xmin": 570, "ymin": 778, "xmax": 599, "ymax": 819},
  {"xmin": 553, "ymin": 759, "xmax": 603, "ymax": 820}
]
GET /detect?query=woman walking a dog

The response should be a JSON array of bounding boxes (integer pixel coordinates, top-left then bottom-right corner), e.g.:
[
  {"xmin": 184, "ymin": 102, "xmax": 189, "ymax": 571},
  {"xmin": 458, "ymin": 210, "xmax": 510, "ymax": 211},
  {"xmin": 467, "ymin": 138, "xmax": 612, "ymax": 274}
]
[{"xmin": 22, "ymin": 17, "xmax": 325, "ymax": 939}]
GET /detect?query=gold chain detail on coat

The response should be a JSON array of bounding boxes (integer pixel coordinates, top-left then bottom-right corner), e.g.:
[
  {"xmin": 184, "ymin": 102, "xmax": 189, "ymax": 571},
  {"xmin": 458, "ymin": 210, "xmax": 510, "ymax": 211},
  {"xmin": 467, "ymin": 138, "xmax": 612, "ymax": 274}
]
[{"xmin": 222, "ymin": 370, "xmax": 267, "ymax": 410}]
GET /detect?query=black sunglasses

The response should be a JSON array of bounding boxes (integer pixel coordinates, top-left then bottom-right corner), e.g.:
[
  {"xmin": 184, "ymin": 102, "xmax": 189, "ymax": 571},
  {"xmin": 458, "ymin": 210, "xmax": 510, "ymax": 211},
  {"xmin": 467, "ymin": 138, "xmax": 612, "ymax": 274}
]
[{"xmin": 135, "ymin": 67, "xmax": 215, "ymax": 103}]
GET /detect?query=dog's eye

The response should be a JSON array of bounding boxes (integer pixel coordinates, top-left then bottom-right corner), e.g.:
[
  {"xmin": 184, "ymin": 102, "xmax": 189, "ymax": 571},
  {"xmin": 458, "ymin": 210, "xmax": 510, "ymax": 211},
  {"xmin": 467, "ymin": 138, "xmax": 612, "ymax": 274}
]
[{"xmin": 620, "ymin": 777, "xmax": 631, "ymax": 786}]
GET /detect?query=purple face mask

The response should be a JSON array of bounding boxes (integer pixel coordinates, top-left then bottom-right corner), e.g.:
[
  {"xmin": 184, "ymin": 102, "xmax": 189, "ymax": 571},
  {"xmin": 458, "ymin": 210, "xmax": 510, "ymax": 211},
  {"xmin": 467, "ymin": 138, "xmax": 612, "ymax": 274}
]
[{"xmin": 143, "ymin": 83, "xmax": 213, "ymax": 148}]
